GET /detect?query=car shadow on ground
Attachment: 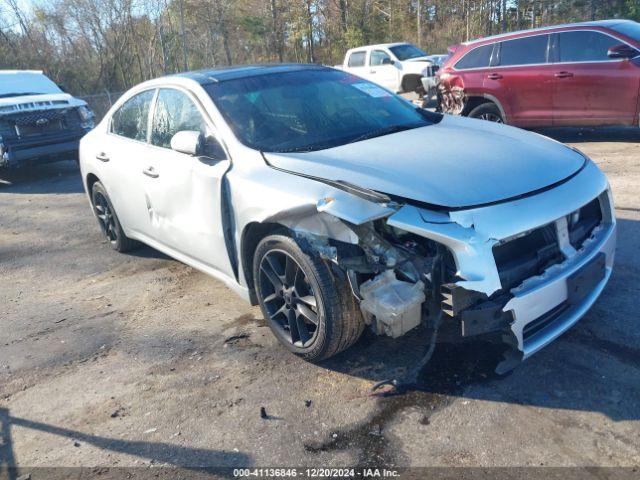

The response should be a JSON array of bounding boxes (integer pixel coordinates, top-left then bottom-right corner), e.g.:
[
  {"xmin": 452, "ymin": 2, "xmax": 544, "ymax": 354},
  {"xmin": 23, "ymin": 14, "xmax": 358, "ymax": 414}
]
[
  {"xmin": 320, "ymin": 217, "xmax": 639, "ymax": 423},
  {"xmin": 0, "ymin": 407, "xmax": 251, "ymax": 478},
  {"xmin": 126, "ymin": 245, "xmax": 173, "ymax": 261},
  {"xmin": 531, "ymin": 126, "xmax": 640, "ymax": 143},
  {"xmin": 0, "ymin": 160, "xmax": 84, "ymax": 195}
]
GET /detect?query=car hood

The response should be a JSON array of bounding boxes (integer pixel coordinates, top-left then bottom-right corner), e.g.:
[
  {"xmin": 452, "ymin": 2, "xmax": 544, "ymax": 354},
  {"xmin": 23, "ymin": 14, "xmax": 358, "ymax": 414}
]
[
  {"xmin": 0, "ymin": 93, "xmax": 85, "ymax": 112},
  {"xmin": 263, "ymin": 115, "xmax": 586, "ymax": 209}
]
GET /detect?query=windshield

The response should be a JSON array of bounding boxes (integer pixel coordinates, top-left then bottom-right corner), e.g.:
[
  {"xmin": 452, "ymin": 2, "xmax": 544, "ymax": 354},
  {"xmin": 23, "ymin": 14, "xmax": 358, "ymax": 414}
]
[
  {"xmin": 0, "ymin": 72, "xmax": 63, "ymax": 97},
  {"xmin": 428, "ymin": 55, "xmax": 449, "ymax": 66},
  {"xmin": 610, "ymin": 21, "xmax": 640, "ymax": 43},
  {"xmin": 205, "ymin": 68, "xmax": 440, "ymax": 153},
  {"xmin": 389, "ymin": 44, "xmax": 428, "ymax": 60}
]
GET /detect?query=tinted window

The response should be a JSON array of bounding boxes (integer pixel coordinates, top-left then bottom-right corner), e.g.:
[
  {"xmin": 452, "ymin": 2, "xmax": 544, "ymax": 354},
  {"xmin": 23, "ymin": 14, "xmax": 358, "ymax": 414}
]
[
  {"xmin": 610, "ymin": 21, "xmax": 640, "ymax": 42},
  {"xmin": 151, "ymin": 89, "xmax": 207, "ymax": 148},
  {"xmin": 370, "ymin": 50, "xmax": 391, "ymax": 66},
  {"xmin": 455, "ymin": 44, "xmax": 493, "ymax": 69},
  {"xmin": 348, "ymin": 51, "xmax": 366, "ymax": 67},
  {"xmin": 205, "ymin": 68, "xmax": 440, "ymax": 153},
  {"xmin": 500, "ymin": 35, "xmax": 549, "ymax": 66},
  {"xmin": 389, "ymin": 44, "xmax": 427, "ymax": 60},
  {"xmin": 111, "ymin": 90, "xmax": 154, "ymax": 141},
  {"xmin": 558, "ymin": 31, "xmax": 620, "ymax": 62}
]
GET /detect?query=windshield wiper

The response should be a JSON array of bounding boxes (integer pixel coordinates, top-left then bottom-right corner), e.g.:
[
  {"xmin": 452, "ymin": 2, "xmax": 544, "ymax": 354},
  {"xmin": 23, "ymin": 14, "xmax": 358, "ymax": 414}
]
[
  {"xmin": 268, "ymin": 138, "xmax": 345, "ymax": 153},
  {"xmin": 347, "ymin": 124, "xmax": 421, "ymax": 144}
]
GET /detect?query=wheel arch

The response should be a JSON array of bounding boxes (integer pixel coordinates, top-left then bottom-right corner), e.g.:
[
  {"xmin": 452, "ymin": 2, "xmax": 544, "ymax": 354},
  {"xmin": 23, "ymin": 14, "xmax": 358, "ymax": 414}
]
[
  {"xmin": 85, "ymin": 172, "xmax": 100, "ymax": 195},
  {"xmin": 400, "ymin": 73, "xmax": 422, "ymax": 93},
  {"xmin": 462, "ymin": 94, "xmax": 508, "ymax": 122},
  {"xmin": 241, "ymin": 221, "xmax": 289, "ymax": 305}
]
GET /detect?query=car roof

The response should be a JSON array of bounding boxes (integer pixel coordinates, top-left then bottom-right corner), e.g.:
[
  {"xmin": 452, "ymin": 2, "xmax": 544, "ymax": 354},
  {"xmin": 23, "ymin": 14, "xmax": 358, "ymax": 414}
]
[
  {"xmin": 171, "ymin": 63, "xmax": 327, "ymax": 85},
  {"xmin": 0, "ymin": 70, "xmax": 45, "ymax": 75},
  {"xmin": 461, "ymin": 19, "xmax": 635, "ymax": 46},
  {"xmin": 348, "ymin": 42, "xmax": 412, "ymax": 51}
]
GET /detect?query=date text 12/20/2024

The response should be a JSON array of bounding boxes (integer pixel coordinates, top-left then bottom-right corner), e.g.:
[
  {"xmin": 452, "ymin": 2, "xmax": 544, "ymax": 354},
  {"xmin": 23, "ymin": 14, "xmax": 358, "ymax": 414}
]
[{"xmin": 233, "ymin": 468, "xmax": 400, "ymax": 478}]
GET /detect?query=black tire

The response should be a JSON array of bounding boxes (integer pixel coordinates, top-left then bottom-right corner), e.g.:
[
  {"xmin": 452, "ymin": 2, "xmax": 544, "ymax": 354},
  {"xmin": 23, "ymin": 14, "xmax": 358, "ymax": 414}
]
[
  {"xmin": 468, "ymin": 102, "xmax": 504, "ymax": 123},
  {"xmin": 91, "ymin": 181, "xmax": 138, "ymax": 252},
  {"xmin": 253, "ymin": 234, "xmax": 364, "ymax": 361}
]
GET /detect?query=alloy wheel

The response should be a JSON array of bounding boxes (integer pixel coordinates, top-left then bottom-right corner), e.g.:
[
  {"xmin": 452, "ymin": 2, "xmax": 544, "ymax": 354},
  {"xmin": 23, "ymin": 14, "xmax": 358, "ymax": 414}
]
[
  {"xmin": 258, "ymin": 249, "xmax": 320, "ymax": 348},
  {"xmin": 94, "ymin": 192, "xmax": 118, "ymax": 244},
  {"xmin": 479, "ymin": 112, "xmax": 503, "ymax": 123}
]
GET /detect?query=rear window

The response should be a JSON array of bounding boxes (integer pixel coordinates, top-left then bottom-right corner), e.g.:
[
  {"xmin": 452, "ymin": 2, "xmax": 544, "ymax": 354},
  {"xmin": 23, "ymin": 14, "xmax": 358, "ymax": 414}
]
[
  {"xmin": 499, "ymin": 35, "xmax": 549, "ymax": 66},
  {"xmin": 111, "ymin": 90, "xmax": 155, "ymax": 141},
  {"xmin": 558, "ymin": 31, "xmax": 622, "ymax": 62},
  {"xmin": 455, "ymin": 44, "xmax": 493, "ymax": 69},
  {"xmin": 610, "ymin": 21, "xmax": 640, "ymax": 42},
  {"xmin": 348, "ymin": 51, "xmax": 366, "ymax": 67}
]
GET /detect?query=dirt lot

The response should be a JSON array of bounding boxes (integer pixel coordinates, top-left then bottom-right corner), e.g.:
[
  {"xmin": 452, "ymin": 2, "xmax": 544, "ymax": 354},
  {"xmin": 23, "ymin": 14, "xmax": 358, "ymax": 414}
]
[{"xmin": 1, "ymin": 127, "xmax": 639, "ymax": 476}]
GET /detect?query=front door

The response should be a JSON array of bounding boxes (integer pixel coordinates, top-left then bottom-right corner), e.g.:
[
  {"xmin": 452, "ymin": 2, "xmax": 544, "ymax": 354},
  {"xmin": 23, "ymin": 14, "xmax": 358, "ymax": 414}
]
[
  {"xmin": 141, "ymin": 87, "xmax": 234, "ymax": 278},
  {"xmin": 552, "ymin": 30, "xmax": 639, "ymax": 126},
  {"xmin": 368, "ymin": 50, "xmax": 399, "ymax": 91}
]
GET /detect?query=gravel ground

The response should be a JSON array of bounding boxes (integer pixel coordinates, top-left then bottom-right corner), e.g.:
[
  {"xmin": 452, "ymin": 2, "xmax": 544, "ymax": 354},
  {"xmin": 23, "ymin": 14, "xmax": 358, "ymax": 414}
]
[{"xmin": 1, "ymin": 126, "xmax": 639, "ymax": 476}]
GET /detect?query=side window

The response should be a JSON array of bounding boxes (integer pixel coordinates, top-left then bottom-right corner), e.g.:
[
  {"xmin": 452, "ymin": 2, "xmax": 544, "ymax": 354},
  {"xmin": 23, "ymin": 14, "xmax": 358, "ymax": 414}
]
[
  {"xmin": 499, "ymin": 35, "xmax": 549, "ymax": 66},
  {"xmin": 151, "ymin": 88, "xmax": 207, "ymax": 149},
  {"xmin": 455, "ymin": 44, "xmax": 493, "ymax": 69},
  {"xmin": 558, "ymin": 31, "xmax": 620, "ymax": 62},
  {"xmin": 110, "ymin": 90, "xmax": 155, "ymax": 141},
  {"xmin": 348, "ymin": 51, "xmax": 366, "ymax": 67},
  {"xmin": 370, "ymin": 50, "xmax": 391, "ymax": 66}
]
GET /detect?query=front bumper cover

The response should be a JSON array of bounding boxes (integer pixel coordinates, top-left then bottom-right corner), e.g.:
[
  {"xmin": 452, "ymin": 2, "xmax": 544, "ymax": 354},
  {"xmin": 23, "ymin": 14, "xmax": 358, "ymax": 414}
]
[
  {"xmin": 1, "ymin": 129, "xmax": 88, "ymax": 168},
  {"xmin": 504, "ymin": 219, "xmax": 615, "ymax": 358}
]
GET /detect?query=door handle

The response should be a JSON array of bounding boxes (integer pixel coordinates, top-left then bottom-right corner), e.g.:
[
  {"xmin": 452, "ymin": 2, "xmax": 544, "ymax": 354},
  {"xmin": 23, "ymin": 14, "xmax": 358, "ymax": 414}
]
[
  {"xmin": 554, "ymin": 71, "xmax": 574, "ymax": 78},
  {"xmin": 95, "ymin": 152, "xmax": 109, "ymax": 162},
  {"xmin": 487, "ymin": 73, "xmax": 503, "ymax": 80},
  {"xmin": 142, "ymin": 166, "xmax": 159, "ymax": 178}
]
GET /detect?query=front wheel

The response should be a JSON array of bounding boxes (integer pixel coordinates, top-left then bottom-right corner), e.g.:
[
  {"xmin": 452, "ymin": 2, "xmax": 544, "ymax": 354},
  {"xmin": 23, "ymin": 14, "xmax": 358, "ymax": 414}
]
[
  {"xmin": 468, "ymin": 102, "xmax": 504, "ymax": 123},
  {"xmin": 253, "ymin": 234, "xmax": 364, "ymax": 361}
]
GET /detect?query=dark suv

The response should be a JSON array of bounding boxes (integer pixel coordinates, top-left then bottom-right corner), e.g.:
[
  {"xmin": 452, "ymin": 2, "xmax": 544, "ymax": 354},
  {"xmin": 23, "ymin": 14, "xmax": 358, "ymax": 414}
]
[
  {"xmin": 437, "ymin": 19, "xmax": 640, "ymax": 127},
  {"xmin": 0, "ymin": 70, "xmax": 95, "ymax": 169}
]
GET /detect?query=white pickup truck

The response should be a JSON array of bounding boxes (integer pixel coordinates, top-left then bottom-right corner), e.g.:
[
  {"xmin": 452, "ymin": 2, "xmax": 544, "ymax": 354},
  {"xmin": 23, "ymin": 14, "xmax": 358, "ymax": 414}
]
[{"xmin": 338, "ymin": 43, "xmax": 440, "ymax": 95}]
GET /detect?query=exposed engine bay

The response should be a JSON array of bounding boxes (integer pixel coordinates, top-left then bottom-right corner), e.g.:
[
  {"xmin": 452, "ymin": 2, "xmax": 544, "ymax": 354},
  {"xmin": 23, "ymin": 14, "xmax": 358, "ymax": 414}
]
[{"xmin": 268, "ymin": 157, "xmax": 616, "ymax": 374}]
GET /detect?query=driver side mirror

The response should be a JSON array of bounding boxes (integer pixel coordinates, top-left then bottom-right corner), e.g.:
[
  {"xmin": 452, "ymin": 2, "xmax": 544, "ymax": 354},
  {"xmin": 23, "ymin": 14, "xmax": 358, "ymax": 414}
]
[
  {"xmin": 382, "ymin": 57, "xmax": 395, "ymax": 66},
  {"xmin": 170, "ymin": 130, "xmax": 227, "ymax": 161},
  {"xmin": 607, "ymin": 43, "xmax": 639, "ymax": 59}
]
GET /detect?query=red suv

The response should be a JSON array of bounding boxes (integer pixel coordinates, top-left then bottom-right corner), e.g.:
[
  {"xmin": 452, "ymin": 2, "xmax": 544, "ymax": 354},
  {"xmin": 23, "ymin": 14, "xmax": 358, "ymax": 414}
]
[{"xmin": 437, "ymin": 19, "xmax": 640, "ymax": 127}]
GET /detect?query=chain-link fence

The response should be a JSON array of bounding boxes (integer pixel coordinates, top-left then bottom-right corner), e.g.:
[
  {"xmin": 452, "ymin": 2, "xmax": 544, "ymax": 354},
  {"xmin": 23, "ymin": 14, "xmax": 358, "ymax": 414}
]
[{"xmin": 78, "ymin": 91, "xmax": 124, "ymax": 121}]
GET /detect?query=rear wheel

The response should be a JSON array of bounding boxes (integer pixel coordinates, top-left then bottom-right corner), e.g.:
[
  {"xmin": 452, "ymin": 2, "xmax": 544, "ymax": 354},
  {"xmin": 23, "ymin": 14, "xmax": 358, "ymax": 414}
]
[
  {"xmin": 91, "ymin": 181, "xmax": 138, "ymax": 252},
  {"xmin": 253, "ymin": 234, "xmax": 364, "ymax": 361},
  {"xmin": 468, "ymin": 102, "xmax": 504, "ymax": 123}
]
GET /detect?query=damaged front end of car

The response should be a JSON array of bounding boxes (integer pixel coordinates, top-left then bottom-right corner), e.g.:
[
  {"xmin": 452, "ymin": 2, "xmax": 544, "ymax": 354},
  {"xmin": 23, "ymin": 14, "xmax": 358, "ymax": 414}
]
[
  {"xmin": 436, "ymin": 73, "xmax": 466, "ymax": 115},
  {"xmin": 0, "ymin": 100, "xmax": 94, "ymax": 169},
  {"xmin": 258, "ymin": 157, "xmax": 616, "ymax": 374}
]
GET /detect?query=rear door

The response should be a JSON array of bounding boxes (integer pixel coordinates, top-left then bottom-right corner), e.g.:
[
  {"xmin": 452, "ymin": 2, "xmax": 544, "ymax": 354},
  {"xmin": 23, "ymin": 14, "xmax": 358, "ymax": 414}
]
[
  {"xmin": 141, "ymin": 87, "xmax": 235, "ymax": 277},
  {"xmin": 551, "ymin": 30, "xmax": 639, "ymax": 126},
  {"xmin": 485, "ymin": 34, "xmax": 555, "ymax": 127},
  {"xmin": 102, "ymin": 89, "xmax": 156, "ymax": 237}
]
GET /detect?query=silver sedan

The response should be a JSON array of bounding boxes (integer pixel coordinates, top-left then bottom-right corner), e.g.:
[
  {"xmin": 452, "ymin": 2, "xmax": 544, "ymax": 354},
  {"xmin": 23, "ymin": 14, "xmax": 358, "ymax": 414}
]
[{"xmin": 80, "ymin": 65, "xmax": 615, "ymax": 372}]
